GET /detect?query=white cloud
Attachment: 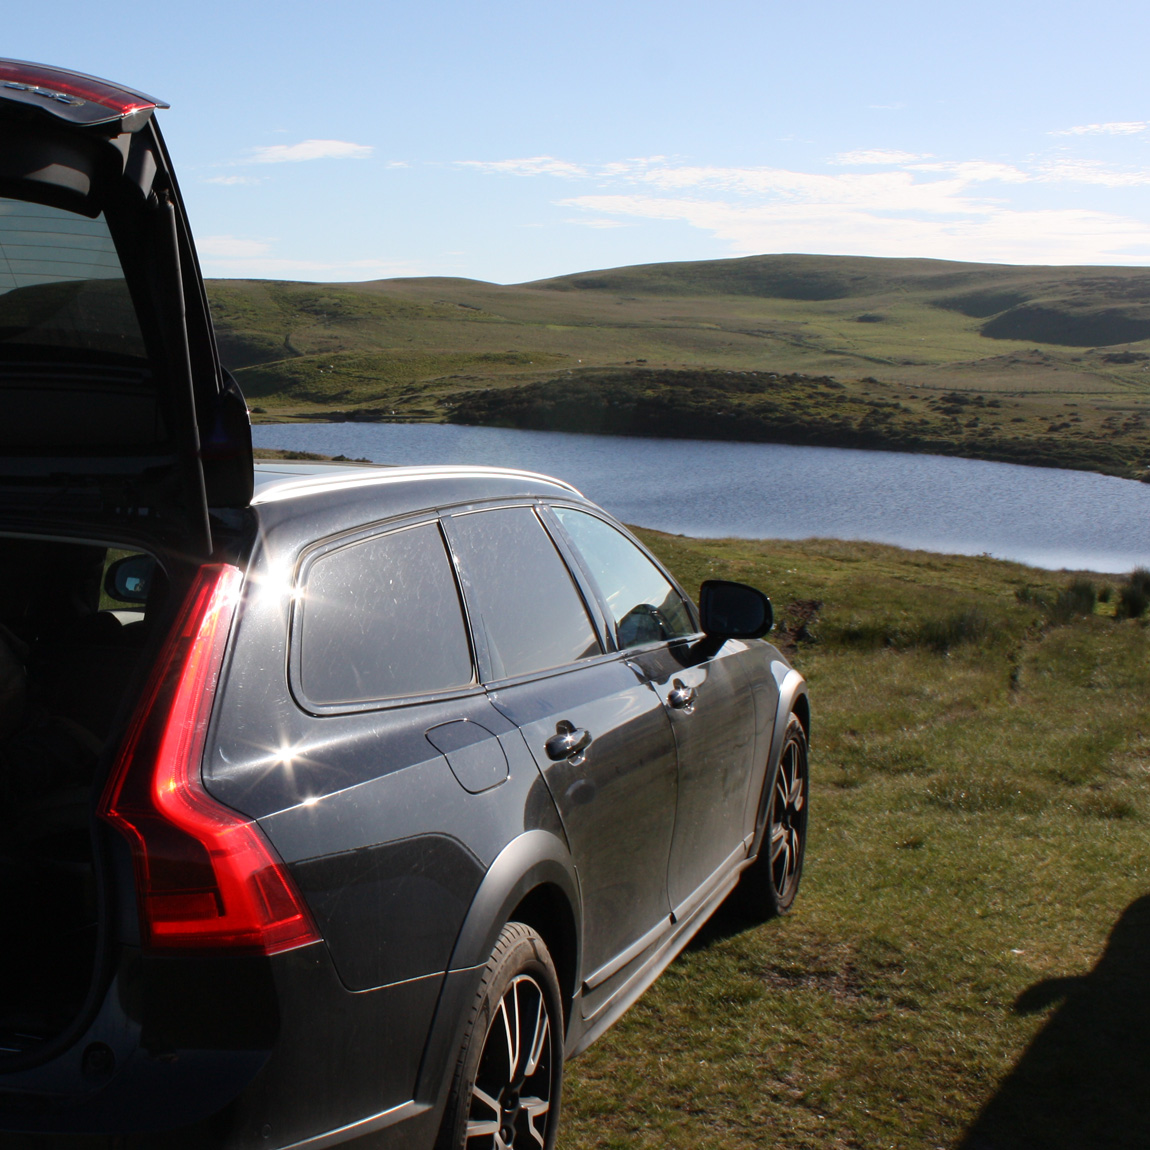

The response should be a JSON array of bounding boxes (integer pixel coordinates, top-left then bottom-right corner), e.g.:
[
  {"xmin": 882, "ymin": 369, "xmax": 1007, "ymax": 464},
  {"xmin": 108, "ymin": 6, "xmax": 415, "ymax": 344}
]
[
  {"xmin": 459, "ymin": 156, "xmax": 589, "ymax": 178},
  {"xmin": 197, "ymin": 235, "xmax": 274, "ymax": 258},
  {"xmin": 601, "ymin": 156, "xmax": 669, "ymax": 175},
  {"xmin": 910, "ymin": 160, "xmax": 1030, "ymax": 184},
  {"xmin": 197, "ymin": 238, "xmax": 418, "ymax": 280},
  {"xmin": 447, "ymin": 147, "xmax": 1150, "ymax": 266},
  {"xmin": 199, "ymin": 255, "xmax": 420, "ymax": 279},
  {"xmin": 249, "ymin": 139, "xmax": 373, "ymax": 163},
  {"xmin": 583, "ymin": 159, "xmax": 1023, "ymax": 215},
  {"xmin": 1038, "ymin": 159, "xmax": 1150, "ymax": 187},
  {"xmin": 1052, "ymin": 121, "xmax": 1148, "ymax": 136},
  {"xmin": 547, "ymin": 154, "xmax": 1150, "ymax": 265},
  {"xmin": 832, "ymin": 149, "xmax": 927, "ymax": 165},
  {"xmin": 565, "ymin": 217, "xmax": 629, "ymax": 229},
  {"xmin": 559, "ymin": 192, "xmax": 1150, "ymax": 265},
  {"xmin": 204, "ymin": 175, "xmax": 262, "ymax": 186}
]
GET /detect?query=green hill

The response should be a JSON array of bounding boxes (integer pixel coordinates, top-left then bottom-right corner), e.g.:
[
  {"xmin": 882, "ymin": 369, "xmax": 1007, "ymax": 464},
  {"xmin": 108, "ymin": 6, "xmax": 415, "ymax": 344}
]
[
  {"xmin": 205, "ymin": 253, "xmax": 1150, "ymax": 479},
  {"xmin": 531, "ymin": 254, "xmax": 1150, "ymax": 346}
]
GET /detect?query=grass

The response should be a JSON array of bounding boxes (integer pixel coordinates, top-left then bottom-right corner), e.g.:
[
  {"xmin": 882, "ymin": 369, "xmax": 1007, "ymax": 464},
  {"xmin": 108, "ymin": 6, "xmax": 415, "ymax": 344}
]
[
  {"xmin": 557, "ymin": 533, "xmax": 1150, "ymax": 1149},
  {"xmin": 206, "ymin": 253, "xmax": 1150, "ymax": 478},
  {"xmin": 251, "ymin": 447, "xmax": 372, "ymax": 462}
]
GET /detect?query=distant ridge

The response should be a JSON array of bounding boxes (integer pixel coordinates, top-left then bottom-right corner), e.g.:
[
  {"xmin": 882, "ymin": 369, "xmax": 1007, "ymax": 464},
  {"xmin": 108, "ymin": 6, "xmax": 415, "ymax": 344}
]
[
  {"xmin": 525, "ymin": 253, "xmax": 1150, "ymax": 346},
  {"xmin": 525, "ymin": 253, "xmax": 1014, "ymax": 300}
]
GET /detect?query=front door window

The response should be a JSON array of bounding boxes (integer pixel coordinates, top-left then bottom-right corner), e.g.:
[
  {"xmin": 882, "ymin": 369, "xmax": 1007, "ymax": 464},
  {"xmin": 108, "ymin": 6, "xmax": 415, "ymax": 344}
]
[{"xmin": 550, "ymin": 508, "xmax": 695, "ymax": 649}]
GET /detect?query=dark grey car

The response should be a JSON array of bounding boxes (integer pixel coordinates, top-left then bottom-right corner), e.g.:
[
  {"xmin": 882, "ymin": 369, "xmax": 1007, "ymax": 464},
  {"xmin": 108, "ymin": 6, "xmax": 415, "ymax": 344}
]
[{"xmin": 0, "ymin": 60, "xmax": 809, "ymax": 1150}]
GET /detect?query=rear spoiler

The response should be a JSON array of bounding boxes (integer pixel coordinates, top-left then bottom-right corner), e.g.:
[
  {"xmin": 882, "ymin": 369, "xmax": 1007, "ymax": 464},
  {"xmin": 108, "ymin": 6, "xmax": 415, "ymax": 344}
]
[{"xmin": 0, "ymin": 59, "xmax": 167, "ymax": 133}]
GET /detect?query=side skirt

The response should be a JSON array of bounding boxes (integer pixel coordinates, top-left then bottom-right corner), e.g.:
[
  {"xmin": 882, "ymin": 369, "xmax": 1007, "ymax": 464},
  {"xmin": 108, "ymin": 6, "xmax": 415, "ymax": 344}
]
[
  {"xmin": 566, "ymin": 842, "xmax": 749, "ymax": 1059},
  {"xmin": 275, "ymin": 1101, "xmax": 431, "ymax": 1150}
]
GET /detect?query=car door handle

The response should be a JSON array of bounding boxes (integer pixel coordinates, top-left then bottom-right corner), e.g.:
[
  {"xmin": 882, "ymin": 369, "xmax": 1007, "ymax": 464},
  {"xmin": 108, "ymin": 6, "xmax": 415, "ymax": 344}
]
[
  {"xmin": 668, "ymin": 679, "xmax": 697, "ymax": 711},
  {"xmin": 545, "ymin": 721, "xmax": 592, "ymax": 762}
]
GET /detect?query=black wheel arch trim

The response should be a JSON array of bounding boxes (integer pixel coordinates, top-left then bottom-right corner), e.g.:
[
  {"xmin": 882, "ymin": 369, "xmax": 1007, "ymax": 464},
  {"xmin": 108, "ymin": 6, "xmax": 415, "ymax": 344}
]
[
  {"xmin": 751, "ymin": 668, "xmax": 809, "ymax": 859},
  {"xmin": 414, "ymin": 831, "xmax": 582, "ymax": 1122},
  {"xmin": 446, "ymin": 829, "xmax": 582, "ymax": 978}
]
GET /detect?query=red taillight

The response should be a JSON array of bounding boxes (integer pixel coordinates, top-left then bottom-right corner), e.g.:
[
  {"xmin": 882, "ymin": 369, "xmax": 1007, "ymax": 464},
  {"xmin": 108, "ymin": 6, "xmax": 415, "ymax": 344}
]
[{"xmin": 99, "ymin": 564, "xmax": 320, "ymax": 956}]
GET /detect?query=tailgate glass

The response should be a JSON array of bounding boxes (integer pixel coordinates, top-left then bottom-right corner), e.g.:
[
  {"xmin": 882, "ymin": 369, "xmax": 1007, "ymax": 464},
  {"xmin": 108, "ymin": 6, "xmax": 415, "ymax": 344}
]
[{"xmin": 0, "ymin": 197, "xmax": 145, "ymax": 361}]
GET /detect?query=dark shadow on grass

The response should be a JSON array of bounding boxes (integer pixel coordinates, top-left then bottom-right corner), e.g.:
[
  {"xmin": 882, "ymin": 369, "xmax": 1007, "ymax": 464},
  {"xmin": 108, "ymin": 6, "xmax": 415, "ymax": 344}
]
[
  {"xmin": 960, "ymin": 894, "xmax": 1150, "ymax": 1150},
  {"xmin": 683, "ymin": 888, "xmax": 767, "ymax": 953}
]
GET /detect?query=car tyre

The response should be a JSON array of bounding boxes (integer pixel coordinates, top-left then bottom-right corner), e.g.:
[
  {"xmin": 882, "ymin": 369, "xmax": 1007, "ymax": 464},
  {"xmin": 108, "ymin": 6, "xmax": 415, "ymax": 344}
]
[
  {"xmin": 438, "ymin": 922, "xmax": 564, "ymax": 1150},
  {"xmin": 737, "ymin": 713, "xmax": 809, "ymax": 919}
]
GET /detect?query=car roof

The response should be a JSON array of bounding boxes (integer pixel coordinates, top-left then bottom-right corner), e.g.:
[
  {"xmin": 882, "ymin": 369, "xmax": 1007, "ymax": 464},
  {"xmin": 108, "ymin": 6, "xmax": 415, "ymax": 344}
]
[{"xmin": 250, "ymin": 461, "xmax": 584, "ymax": 506}]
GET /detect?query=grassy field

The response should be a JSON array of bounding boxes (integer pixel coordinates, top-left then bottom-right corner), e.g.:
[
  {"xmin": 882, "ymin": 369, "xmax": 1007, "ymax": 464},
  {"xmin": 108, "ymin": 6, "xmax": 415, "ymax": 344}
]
[
  {"xmin": 557, "ymin": 532, "xmax": 1150, "ymax": 1149},
  {"xmin": 208, "ymin": 254, "xmax": 1150, "ymax": 478}
]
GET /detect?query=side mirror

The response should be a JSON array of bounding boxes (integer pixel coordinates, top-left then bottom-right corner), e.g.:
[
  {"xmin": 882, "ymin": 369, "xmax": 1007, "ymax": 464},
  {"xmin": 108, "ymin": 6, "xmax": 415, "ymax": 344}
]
[
  {"xmin": 104, "ymin": 554, "xmax": 156, "ymax": 604},
  {"xmin": 698, "ymin": 579, "xmax": 773, "ymax": 639}
]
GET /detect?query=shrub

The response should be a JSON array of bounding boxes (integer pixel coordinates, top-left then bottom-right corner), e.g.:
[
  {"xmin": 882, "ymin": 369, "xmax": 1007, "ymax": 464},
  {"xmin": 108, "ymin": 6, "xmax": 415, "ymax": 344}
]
[
  {"xmin": 1130, "ymin": 566, "xmax": 1150, "ymax": 595},
  {"xmin": 1015, "ymin": 585, "xmax": 1050, "ymax": 609},
  {"xmin": 1049, "ymin": 578, "xmax": 1096, "ymax": 623},
  {"xmin": 1098, "ymin": 585, "xmax": 1112, "ymax": 604},
  {"xmin": 1117, "ymin": 581, "xmax": 1149, "ymax": 619},
  {"xmin": 918, "ymin": 608, "xmax": 989, "ymax": 652},
  {"xmin": 833, "ymin": 620, "xmax": 898, "ymax": 649}
]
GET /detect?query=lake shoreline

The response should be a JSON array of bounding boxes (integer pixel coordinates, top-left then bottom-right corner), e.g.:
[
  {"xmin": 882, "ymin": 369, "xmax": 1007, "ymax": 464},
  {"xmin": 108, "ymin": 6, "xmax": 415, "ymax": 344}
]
[
  {"xmin": 253, "ymin": 411, "xmax": 1130, "ymax": 477},
  {"xmin": 251, "ymin": 369, "xmax": 1150, "ymax": 484},
  {"xmin": 250, "ymin": 422, "xmax": 1150, "ymax": 574}
]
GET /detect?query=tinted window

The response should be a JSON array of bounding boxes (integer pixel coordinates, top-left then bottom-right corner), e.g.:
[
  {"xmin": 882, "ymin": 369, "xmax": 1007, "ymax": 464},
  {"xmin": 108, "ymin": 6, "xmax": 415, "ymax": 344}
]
[
  {"xmin": 298, "ymin": 522, "xmax": 473, "ymax": 705},
  {"xmin": 553, "ymin": 508, "xmax": 695, "ymax": 648},
  {"xmin": 448, "ymin": 507, "xmax": 601, "ymax": 679},
  {"xmin": 0, "ymin": 199, "xmax": 145, "ymax": 360}
]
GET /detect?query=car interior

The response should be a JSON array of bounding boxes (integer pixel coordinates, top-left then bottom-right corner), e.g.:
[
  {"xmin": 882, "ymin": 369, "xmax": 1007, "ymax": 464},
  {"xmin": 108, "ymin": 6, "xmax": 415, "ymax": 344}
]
[{"xmin": 0, "ymin": 536, "xmax": 159, "ymax": 1056}]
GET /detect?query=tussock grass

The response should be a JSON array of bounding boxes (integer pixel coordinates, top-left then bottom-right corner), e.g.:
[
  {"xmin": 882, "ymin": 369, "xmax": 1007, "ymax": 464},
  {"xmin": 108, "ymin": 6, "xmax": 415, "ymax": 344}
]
[
  {"xmin": 1117, "ymin": 584, "xmax": 1148, "ymax": 618},
  {"xmin": 559, "ymin": 534, "xmax": 1150, "ymax": 1150},
  {"xmin": 917, "ymin": 607, "xmax": 991, "ymax": 652},
  {"xmin": 1117, "ymin": 567, "xmax": 1150, "ymax": 618},
  {"xmin": 1049, "ymin": 578, "xmax": 1097, "ymax": 623}
]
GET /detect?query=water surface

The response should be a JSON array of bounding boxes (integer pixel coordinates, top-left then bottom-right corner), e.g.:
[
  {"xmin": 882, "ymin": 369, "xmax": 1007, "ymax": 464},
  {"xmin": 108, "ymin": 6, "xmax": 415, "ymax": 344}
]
[{"xmin": 251, "ymin": 423, "xmax": 1150, "ymax": 573}]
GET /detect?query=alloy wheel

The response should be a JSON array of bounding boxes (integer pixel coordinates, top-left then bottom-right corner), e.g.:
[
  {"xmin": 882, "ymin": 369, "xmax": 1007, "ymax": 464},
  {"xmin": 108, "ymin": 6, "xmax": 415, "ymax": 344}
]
[
  {"xmin": 466, "ymin": 974, "xmax": 555, "ymax": 1149},
  {"xmin": 769, "ymin": 725, "xmax": 808, "ymax": 905}
]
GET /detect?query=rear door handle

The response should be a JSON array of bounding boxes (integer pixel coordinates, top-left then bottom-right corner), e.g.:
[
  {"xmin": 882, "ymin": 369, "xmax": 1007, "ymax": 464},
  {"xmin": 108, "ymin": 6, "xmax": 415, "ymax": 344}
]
[
  {"xmin": 545, "ymin": 720, "xmax": 592, "ymax": 762},
  {"xmin": 668, "ymin": 679, "xmax": 697, "ymax": 711}
]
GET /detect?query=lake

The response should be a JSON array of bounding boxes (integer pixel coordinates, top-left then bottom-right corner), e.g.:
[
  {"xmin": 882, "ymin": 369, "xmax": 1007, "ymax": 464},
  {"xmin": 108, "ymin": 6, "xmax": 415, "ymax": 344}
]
[{"xmin": 250, "ymin": 422, "xmax": 1150, "ymax": 574}]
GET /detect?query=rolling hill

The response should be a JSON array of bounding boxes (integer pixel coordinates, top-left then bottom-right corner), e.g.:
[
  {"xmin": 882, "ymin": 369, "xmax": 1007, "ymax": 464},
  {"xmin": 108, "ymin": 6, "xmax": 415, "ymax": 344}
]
[{"xmin": 205, "ymin": 253, "xmax": 1150, "ymax": 479}]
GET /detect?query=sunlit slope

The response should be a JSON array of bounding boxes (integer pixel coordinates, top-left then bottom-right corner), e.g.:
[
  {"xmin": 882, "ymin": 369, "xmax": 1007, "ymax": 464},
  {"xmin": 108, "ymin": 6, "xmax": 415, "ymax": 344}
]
[{"xmin": 205, "ymin": 253, "xmax": 1150, "ymax": 478}]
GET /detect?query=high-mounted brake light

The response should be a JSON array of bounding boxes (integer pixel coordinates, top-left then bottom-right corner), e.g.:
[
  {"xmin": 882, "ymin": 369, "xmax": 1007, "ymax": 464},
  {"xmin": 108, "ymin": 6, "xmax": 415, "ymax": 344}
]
[
  {"xmin": 99, "ymin": 565, "xmax": 320, "ymax": 956},
  {"xmin": 0, "ymin": 59, "xmax": 168, "ymax": 129}
]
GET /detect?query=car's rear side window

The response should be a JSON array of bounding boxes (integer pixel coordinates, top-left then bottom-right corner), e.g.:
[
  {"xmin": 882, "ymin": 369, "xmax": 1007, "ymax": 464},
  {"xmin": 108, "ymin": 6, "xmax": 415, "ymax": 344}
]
[
  {"xmin": 447, "ymin": 506, "xmax": 601, "ymax": 680},
  {"xmin": 296, "ymin": 521, "xmax": 473, "ymax": 706}
]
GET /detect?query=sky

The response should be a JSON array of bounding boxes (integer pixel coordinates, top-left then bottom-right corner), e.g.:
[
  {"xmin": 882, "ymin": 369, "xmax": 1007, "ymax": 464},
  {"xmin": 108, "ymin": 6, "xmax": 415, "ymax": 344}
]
[{"xmin": 7, "ymin": 1, "xmax": 1150, "ymax": 283}]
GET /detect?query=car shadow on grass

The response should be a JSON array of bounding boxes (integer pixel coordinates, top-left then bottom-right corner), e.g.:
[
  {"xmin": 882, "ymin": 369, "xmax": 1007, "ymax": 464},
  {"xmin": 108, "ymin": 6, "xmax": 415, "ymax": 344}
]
[
  {"xmin": 683, "ymin": 891, "xmax": 767, "ymax": 954},
  {"xmin": 960, "ymin": 893, "xmax": 1150, "ymax": 1150}
]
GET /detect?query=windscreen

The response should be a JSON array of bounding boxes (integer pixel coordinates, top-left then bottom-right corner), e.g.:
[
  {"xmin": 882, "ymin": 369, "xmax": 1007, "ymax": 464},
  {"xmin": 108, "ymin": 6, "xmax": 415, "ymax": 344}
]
[{"xmin": 0, "ymin": 197, "xmax": 146, "ymax": 360}]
